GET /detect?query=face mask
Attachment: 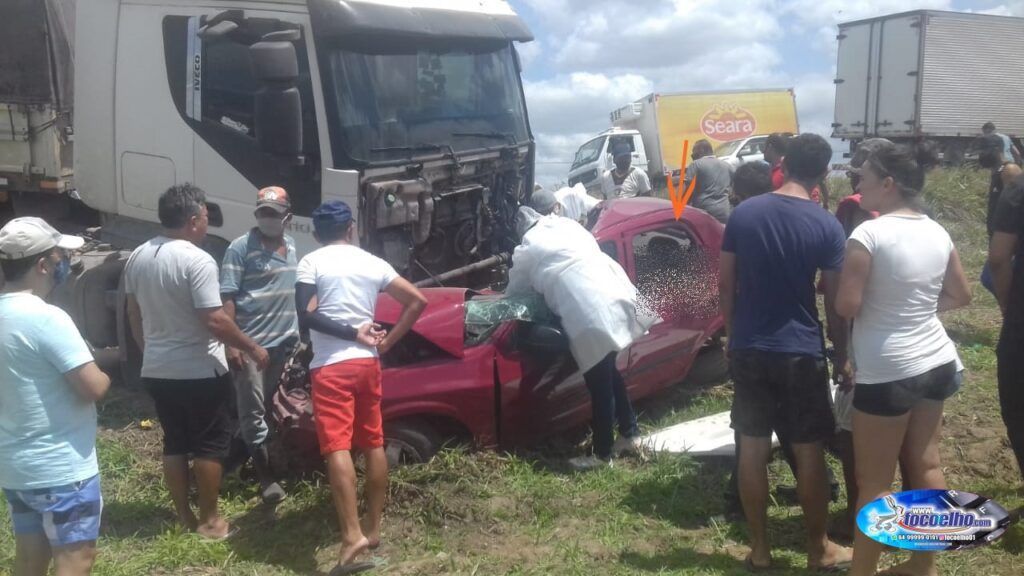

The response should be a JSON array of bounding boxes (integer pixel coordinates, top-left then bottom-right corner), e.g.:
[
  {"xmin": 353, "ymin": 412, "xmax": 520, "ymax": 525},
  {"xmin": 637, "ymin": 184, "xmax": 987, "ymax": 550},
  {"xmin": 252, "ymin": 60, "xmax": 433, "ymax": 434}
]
[
  {"xmin": 52, "ymin": 254, "xmax": 71, "ymax": 287},
  {"xmin": 257, "ymin": 216, "xmax": 286, "ymax": 237}
]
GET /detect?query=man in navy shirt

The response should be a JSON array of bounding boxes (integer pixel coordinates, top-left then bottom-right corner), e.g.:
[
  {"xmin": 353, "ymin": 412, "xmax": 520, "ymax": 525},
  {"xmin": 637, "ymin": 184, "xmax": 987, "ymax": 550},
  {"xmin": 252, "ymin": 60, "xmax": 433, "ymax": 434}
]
[{"xmin": 719, "ymin": 133, "xmax": 852, "ymax": 571}]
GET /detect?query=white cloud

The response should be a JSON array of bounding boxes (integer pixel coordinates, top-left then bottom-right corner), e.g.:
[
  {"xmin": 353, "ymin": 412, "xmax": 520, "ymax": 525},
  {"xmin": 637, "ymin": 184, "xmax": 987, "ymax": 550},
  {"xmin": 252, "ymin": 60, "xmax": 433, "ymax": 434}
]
[
  {"xmin": 525, "ymin": 72, "xmax": 654, "ymax": 185},
  {"xmin": 780, "ymin": 0, "xmax": 953, "ymax": 54},
  {"xmin": 513, "ymin": 0, "xmax": 970, "ymax": 184},
  {"xmin": 979, "ymin": 1, "xmax": 1024, "ymax": 15}
]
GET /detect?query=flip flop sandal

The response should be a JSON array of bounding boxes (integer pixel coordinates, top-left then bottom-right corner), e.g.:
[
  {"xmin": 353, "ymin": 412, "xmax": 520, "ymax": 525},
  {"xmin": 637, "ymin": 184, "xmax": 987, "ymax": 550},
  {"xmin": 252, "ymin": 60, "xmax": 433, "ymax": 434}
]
[
  {"xmin": 329, "ymin": 561, "xmax": 375, "ymax": 576},
  {"xmin": 195, "ymin": 527, "xmax": 239, "ymax": 543},
  {"xmin": 810, "ymin": 560, "xmax": 852, "ymax": 573}
]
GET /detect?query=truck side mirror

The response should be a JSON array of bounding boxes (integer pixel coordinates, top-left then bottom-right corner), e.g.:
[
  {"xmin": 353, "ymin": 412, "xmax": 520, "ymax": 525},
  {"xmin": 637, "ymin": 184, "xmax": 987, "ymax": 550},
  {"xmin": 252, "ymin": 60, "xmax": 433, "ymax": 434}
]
[{"xmin": 250, "ymin": 30, "xmax": 303, "ymax": 162}]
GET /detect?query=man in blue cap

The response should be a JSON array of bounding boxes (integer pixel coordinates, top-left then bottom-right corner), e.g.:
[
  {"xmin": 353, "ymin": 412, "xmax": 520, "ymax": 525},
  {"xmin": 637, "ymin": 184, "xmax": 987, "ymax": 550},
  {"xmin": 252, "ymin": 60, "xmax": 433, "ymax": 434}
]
[
  {"xmin": 295, "ymin": 200, "xmax": 427, "ymax": 575},
  {"xmin": 600, "ymin": 141, "xmax": 651, "ymax": 200}
]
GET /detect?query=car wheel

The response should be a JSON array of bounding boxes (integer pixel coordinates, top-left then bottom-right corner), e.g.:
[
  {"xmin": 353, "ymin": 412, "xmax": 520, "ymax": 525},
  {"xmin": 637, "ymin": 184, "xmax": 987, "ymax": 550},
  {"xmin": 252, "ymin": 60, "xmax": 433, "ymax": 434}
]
[
  {"xmin": 684, "ymin": 342, "xmax": 729, "ymax": 386},
  {"xmin": 384, "ymin": 419, "xmax": 443, "ymax": 467}
]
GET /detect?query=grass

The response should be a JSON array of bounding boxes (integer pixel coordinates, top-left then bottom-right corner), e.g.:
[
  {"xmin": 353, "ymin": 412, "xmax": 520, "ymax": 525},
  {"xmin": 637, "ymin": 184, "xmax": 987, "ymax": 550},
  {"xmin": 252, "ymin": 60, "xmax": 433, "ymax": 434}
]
[{"xmin": 3, "ymin": 168, "xmax": 1024, "ymax": 574}]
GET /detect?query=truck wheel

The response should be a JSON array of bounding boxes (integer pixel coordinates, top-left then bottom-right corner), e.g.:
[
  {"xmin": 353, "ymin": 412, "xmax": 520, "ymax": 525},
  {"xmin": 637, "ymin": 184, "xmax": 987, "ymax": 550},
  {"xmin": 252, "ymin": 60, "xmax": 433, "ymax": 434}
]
[
  {"xmin": 115, "ymin": 270, "xmax": 143, "ymax": 388},
  {"xmin": 384, "ymin": 419, "xmax": 443, "ymax": 467}
]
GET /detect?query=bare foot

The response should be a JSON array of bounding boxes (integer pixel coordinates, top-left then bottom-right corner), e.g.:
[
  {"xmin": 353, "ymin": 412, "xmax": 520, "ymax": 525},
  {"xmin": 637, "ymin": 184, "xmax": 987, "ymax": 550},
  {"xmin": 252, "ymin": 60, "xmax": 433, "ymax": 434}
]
[
  {"xmin": 197, "ymin": 517, "xmax": 231, "ymax": 540},
  {"xmin": 339, "ymin": 536, "xmax": 370, "ymax": 566},
  {"xmin": 877, "ymin": 557, "xmax": 939, "ymax": 576},
  {"xmin": 807, "ymin": 540, "xmax": 853, "ymax": 570}
]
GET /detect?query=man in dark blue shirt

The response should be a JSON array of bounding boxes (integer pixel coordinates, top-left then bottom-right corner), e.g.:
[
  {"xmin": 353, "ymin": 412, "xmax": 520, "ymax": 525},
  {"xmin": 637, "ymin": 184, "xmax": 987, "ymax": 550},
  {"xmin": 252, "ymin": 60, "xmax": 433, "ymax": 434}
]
[{"xmin": 719, "ymin": 133, "xmax": 852, "ymax": 571}]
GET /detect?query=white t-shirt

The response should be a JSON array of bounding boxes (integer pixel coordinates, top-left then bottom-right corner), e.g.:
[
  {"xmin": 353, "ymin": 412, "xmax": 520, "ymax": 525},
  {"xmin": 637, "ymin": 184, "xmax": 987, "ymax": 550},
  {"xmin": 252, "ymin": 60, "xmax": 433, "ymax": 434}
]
[
  {"xmin": 600, "ymin": 167, "xmax": 651, "ymax": 199},
  {"xmin": 554, "ymin": 183, "xmax": 601, "ymax": 223},
  {"xmin": 849, "ymin": 214, "xmax": 961, "ymax": 384},
  {"xmin": 124, "ymin": 237, "xmax": 228, "ymax": 379},
  {"xmin": 296, "ymin": 244, "xmax": 399, "ymax": 369}
]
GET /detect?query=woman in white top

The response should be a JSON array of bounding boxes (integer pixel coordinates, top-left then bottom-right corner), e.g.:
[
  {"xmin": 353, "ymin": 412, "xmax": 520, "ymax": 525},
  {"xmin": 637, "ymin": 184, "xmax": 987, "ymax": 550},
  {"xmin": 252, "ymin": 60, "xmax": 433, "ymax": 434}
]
[{"xmin": 836, "ymin": 143, "xmax": 972, "ymax": 576}]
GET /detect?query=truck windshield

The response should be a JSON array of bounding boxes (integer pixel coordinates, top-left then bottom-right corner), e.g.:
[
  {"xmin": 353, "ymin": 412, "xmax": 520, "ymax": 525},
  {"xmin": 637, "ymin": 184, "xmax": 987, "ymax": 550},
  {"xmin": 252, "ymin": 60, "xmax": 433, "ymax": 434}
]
[
  {"xmin": 323, "ymin": 43, "xmax": 529, "ymax": 163},
  {"xmin": 572, "ymin": 137, "xmax": 606, "ymax": 170}
]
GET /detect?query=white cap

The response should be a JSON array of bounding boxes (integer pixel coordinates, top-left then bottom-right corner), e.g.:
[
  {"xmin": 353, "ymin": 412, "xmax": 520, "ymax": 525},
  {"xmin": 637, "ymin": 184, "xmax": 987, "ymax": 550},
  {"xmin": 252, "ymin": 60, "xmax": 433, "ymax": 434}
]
[{"xmin": 0, "ymin": 217, "xmax": 85, "ymax": 260}]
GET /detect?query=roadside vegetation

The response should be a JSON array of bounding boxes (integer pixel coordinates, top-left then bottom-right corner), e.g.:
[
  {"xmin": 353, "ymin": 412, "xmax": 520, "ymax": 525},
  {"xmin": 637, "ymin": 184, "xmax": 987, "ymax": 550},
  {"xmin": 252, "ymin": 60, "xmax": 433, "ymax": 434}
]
[{"xmin": 2, "ymin": 168, "xmax": 1022, "ymax": 575}]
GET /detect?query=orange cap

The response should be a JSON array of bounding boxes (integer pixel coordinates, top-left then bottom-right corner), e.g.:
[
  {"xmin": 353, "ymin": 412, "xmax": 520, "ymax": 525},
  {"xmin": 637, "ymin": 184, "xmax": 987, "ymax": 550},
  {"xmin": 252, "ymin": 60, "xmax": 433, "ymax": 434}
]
[{"xmin": 256, "ymin": 186, "xmax": 291, "ymax": 213}]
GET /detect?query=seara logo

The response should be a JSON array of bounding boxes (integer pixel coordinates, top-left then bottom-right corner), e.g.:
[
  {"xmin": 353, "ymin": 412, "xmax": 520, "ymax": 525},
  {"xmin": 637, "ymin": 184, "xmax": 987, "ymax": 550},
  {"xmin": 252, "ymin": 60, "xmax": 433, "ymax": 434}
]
[
  {"xmin": 858, "ymin": 490, "xmax": 1014, "ymax": 552},
  {"xmin": 700, "ymin": 103, "xmax": 757, "ymax": 142}
]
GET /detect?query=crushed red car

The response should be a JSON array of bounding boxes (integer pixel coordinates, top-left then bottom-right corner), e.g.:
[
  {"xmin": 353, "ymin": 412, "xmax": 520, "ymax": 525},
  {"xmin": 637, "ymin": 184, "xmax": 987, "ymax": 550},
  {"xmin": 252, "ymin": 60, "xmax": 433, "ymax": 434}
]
[{"xmin": 273, "ymin": 198, "xmax": 725, "ymax": 465}]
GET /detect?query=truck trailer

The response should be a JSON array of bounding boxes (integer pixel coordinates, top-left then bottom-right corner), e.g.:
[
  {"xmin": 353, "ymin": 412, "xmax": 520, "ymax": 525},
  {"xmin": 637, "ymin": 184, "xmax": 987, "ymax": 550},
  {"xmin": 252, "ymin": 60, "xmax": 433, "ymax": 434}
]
[
  {"xmin": 568, "ymin": 89, "xmax": 799, "ymax": 193},
  {"xmin": 0, "ymin": 0, "xmax": 75, "ymax": 213},
  {"xmin": 832, "ymin": 10, "xmax": 1024, "ymax": 162}
]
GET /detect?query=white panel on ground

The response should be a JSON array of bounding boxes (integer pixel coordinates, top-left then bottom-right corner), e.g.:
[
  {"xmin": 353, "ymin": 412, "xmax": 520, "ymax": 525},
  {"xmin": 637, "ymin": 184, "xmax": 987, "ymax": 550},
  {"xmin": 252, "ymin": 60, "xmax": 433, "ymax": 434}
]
[{"xmin": 642, "ymin": 411, "xmax": 779, "ymax": 457}]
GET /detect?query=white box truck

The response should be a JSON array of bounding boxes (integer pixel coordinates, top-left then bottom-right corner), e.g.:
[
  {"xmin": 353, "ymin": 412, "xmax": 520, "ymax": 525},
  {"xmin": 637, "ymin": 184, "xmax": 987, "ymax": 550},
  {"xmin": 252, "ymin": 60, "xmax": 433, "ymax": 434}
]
[
  {"xmin": 832, "ymin": 10, "xmax": 1024, "ymax": 162},
  {"xmin": 568, "ymin": 89, "xmax": 799, "ymax": 194}
]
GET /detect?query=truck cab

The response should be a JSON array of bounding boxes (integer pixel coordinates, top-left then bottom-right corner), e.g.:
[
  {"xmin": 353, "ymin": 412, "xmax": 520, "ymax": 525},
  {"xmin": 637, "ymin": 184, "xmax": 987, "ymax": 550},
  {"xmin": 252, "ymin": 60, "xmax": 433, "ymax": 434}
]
[
  {"xmin": 566, "ymin": 129, "xmax": 647, "ymax": 195},
  {"xmin": 76, "ymin": 0, "xmax": 534, "ymax": 276},
  {"xmin": 65, "ymin": 0, "xmax": 536, "ymax": 380}
]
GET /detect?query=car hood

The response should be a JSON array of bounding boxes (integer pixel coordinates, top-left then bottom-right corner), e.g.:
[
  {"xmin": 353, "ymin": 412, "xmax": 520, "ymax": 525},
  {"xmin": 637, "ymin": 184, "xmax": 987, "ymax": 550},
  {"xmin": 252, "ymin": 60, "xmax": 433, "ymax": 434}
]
[{"xmin": 375, "ymin": 288, "xmax": 472, "ymax": 359}]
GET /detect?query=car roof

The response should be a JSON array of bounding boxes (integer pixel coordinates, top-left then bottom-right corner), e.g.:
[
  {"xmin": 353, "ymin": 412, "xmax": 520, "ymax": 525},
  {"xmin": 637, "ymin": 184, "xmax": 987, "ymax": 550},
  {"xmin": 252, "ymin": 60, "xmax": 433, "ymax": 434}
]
[{"xmin": 590, "ymin": 197, "xmax": 723, "ymax": 242}]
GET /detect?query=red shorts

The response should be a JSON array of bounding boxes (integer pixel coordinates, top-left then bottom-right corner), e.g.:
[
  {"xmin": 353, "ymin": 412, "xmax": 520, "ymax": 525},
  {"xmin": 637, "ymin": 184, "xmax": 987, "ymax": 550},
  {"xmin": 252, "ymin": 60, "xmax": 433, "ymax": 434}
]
[{"xmin": 310, "ymin": 358, "xmax": 384, "ymax": 454}]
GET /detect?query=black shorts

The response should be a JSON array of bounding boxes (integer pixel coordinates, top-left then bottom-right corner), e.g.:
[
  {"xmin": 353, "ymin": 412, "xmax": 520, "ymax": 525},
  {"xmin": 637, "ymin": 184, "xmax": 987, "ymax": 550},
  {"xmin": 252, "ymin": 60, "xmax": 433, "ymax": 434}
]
[
  {"xmin": 730, "ymin": 349, "xmax": 835, "ymax": 444},
  {"xmin": 853, "ymin": 361, "xmax": 960, "ymax": 417},
  {"xmin": 143, "ymin": 373, "xmax": 234, "ymax": 459}
]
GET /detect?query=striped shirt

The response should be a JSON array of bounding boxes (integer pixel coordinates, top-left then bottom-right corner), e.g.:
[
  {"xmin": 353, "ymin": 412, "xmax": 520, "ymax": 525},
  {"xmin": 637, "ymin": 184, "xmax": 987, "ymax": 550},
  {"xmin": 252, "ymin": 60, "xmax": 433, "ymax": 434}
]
[{"xmin": 220, "ymin": 230, "xmax": 299, "ymax": 348}]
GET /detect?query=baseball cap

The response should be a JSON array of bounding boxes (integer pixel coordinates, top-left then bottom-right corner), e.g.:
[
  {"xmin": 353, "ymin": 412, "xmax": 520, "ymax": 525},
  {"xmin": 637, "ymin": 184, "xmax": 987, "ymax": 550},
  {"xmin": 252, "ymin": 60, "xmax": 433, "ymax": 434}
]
[
  {"xmin": 0, "ymin": 217, "xmax": 84, "ymax": 260},
  {"xmin": 312, "ymin": 200, "xmax": 353, "ymax": 235},
  {"xmin": 611, "ymin": 142, "xmax": 632, "ymax": 159},
  {"xmin": 529, "ymin": 189, "xmax": 558, "ymax": 215},
  {"xmin": 256, "ymin": 186, "xmax": 291, "ymax": 214}
]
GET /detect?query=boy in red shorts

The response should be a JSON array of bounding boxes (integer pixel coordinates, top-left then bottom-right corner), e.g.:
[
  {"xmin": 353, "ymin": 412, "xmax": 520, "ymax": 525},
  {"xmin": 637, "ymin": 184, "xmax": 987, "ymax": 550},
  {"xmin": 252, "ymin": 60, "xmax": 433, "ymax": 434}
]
[{"xmin": 295, "ymin": 201, "xmax": 426, "ymax": 575}]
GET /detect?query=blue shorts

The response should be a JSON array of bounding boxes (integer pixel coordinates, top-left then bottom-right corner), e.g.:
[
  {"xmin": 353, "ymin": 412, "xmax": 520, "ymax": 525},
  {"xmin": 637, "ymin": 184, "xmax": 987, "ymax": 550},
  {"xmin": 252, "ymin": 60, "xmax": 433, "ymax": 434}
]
[{"xmin": 3, "ymin": 475, "xmax": 102, "ymax": 547}]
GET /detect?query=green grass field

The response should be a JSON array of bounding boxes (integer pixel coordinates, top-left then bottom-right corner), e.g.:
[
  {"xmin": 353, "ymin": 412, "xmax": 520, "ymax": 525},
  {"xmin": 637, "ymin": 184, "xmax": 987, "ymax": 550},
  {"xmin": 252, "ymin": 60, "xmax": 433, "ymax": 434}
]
[{"xmin": 3, "ymin": 168, "xmax": 1024, "ymax": 575}]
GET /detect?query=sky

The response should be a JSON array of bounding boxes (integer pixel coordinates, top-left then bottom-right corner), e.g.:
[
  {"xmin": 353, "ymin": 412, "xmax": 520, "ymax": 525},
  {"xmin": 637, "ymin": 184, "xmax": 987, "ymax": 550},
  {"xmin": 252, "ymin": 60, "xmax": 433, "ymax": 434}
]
[{"xmin": 508, "ymin": 0, "xmax": 1024, "ymax": 188}]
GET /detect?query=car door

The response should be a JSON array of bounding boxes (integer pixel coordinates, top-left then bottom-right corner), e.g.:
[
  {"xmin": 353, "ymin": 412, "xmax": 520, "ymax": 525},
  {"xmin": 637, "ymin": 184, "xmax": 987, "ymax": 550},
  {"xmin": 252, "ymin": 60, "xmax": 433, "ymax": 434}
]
[
  {"xmin": 494, "ymin": 321, "xmax": 591, "ymax": 447},
  {"xmin": 622, "ymin": 220, "xmax": 720, "ymax": 396},
  {"xmin": 737, "ymin": 137, "xmax": 767, "ymax": 165}
]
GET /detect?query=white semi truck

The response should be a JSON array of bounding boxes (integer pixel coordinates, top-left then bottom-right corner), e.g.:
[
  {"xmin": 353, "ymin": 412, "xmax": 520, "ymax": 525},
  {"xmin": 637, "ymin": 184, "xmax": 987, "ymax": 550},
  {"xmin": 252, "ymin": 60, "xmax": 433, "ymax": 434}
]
[
  {"xmin": 832, "ymin": 10, "xmax": 1024, "ymax": 162},
  {"xmin": 16, "ymin": 0, "xmax": 536, "ymax": 381}
]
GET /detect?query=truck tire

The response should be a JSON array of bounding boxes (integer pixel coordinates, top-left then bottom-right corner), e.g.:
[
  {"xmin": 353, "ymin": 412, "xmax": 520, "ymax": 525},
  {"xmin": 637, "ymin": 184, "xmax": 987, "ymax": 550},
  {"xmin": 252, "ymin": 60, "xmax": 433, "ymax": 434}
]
[
  {"xmin": 384, "ymin": 419, "xmax": 444, "ymax": 467},
  {"xmin": 116, "ymin": 270, "xmax": 143, "ymax": 388}
]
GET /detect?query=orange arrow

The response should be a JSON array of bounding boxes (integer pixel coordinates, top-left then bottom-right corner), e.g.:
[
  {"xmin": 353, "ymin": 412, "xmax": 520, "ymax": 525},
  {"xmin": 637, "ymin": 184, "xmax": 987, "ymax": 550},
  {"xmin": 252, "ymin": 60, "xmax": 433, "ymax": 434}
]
[{"xmin": 665, "ymin": 139, "xmax": 698, "ymax": 220}]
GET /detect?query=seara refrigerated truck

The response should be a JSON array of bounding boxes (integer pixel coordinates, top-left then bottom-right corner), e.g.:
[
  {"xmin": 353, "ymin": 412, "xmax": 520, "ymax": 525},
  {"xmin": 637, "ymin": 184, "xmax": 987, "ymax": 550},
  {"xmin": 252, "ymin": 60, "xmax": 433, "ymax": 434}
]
[{"xmin": 568, "ymin": 89, "xmax": 799, "ymax": 193}]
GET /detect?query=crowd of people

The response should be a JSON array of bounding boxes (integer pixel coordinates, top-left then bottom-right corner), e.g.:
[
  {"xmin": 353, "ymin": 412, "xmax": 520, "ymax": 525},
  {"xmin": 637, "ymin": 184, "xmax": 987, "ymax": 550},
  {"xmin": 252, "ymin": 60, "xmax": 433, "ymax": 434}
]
[
  {"xmin": 1, "ymin": 123, "xmax": 1023, "ymax": 575},
  {"xmin": 0, "ymin": 185, "xmax": 428, "ymax": 575}
]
